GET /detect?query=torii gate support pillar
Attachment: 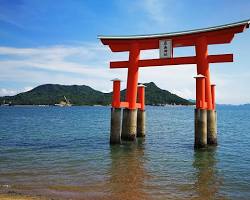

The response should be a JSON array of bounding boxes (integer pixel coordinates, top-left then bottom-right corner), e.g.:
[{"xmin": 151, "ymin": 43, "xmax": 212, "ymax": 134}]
[
  {"xmin": 137, "ymin": 84, "xmax": 146, "ymax": 137},
  {"xmin": 110, "ymin": 79, "xmax": 122, "ymax": 144},
  {"xmin": 121, "ymin": 108, "xmax": 137, "ymax": 141},
  {"xmin": 207, "ymin": 84, "xmax": 217, "ymax": 145},
  {"xmin": 194, "ymin": 75, "xmax": 207, "ymax": 149}
]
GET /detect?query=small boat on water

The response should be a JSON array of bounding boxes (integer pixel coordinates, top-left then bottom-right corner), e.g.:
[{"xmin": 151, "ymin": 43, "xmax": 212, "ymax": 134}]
[
  {"xmin": 55, "ymin": 96, "xmax": 72, "ymax": 107},
  {"xmin": 1, "ymin": 100, "xmax": 13, "ymax": 106}
]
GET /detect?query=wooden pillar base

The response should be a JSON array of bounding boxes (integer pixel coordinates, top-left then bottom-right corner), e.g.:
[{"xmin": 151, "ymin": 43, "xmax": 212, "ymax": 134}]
[
  {"xmin": 207, "ymin": 110, "xmax": 217, "ymax": 146},
  {"xmin": 110, "ymin": 108, "xmax": 121, "ymax": 144},
  {"xmin": 194, "ymin": 109, "xmax": 207, "ymax": 149},
  {"xmin": 121, "ymin": 108, "xmax": 137, "ymax": 141},
  {"xmin": 137, "ymin": 109, "xmax": 146, "ymax": 137}
]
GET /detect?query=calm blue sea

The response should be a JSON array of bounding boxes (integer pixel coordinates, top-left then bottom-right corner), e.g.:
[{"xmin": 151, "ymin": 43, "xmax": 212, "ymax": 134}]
[{"xmin": 0, "ymin": 105, "xmax": 250, "ymax": 200}]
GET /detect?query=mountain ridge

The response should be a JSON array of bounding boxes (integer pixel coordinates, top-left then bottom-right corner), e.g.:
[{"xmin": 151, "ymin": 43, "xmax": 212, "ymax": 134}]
[{"xmin": 0, "ymin": 82, "xmax": 193, "ymax": 106}]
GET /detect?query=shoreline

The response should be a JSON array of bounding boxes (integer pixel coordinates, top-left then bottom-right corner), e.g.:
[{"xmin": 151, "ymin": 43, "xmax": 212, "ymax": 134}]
[
  {"xmin": 0, "ymin": 104, "xmax": 195, "ymax": 107},
  {"xmin": 0, "ymin": 187, "xmax": 55, "ymax": 200},
  {"xmin": 0, "ymin": 192, "xmax": 52, "ymax": 200}
]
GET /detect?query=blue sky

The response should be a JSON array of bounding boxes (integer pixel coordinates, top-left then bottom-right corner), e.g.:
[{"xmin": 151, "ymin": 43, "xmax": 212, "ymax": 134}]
[{"xmin": 0, "ymin": 0, "xmax": 249, "ymax": 104}]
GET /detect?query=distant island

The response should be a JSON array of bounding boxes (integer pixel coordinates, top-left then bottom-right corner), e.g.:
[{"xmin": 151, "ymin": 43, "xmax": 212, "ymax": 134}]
[{"xmin": 0, "ymin": 82, "xmax": 194, "ymax": 106}]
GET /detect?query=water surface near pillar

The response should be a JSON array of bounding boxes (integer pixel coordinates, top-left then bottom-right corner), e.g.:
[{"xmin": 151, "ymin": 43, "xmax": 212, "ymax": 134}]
[{"xmin": 0, "ymin": 105, "xmax": 250, "ymax": 199}]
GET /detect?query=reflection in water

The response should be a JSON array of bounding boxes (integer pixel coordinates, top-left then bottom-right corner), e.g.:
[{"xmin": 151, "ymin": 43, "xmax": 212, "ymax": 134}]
[
  {"xmin": 192, "ymin": 148, "xmax": 227, "ymax": 200},
  {"xmin": 108, "ymin": 139, "xmax": 151, "ymax": 200}
]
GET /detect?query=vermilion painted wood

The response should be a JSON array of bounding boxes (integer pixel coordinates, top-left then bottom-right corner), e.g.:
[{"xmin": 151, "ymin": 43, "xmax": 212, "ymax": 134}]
[
  {"xmin": 195, "ymin": 37, "xmax": 213, "ymax": 110},
  {"xmin": 105, "ymin": 34, "xmax": 234, "ymax": 52},
  {"xmin": 112, "ymin": 80, "xmax": 121, "ymax": 108},
  {"xmin": 138, "ymin": 86, "xmax": 145, "ymax": 110},
  {"xmin": 195, "ymin": 76, "xmax": 206, "ymax": 109},
  {"xmin": 211, "ymin": 85, "xmax": 216, "ymax": 110},
  {"xmin": 120, "ymin": 102, "xmax": 129, "ymax": 108},
  {"xmin": 126, "ymin": 43, "xmax": 140, "ymax": 109},
  {"xmin": 136, "ymin": 103, "xmax": 142, "ymax": 109},
  {"xmin": 110, "ymin": 54, "xmax": 233, "ymax": 68},
  {"xmin": 208, "ymin": 54, "xmax": 233, "ymax": 63},
  {"xmin": 119, "ymin": 102, "xmax": 142, "ymax": 109},
  {"xmin": 111, "ymin": 57, "xmax": 196, "ymax": 68},
  {"xmin": 100, "ymin": 25, "xmax": 245, "ymax": 52}
]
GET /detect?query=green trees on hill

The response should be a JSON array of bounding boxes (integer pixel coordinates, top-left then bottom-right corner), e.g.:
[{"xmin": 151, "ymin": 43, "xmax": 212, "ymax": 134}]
[{"xmin": 0, "ymin": 82, "xmax": 193, "ymax": 106}]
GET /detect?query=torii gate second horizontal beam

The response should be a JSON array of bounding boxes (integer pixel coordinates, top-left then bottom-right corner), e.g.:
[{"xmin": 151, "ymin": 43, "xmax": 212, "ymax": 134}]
[{"xmin": 110, "ymin": 54, "xmax": 233, "ymax": 68}]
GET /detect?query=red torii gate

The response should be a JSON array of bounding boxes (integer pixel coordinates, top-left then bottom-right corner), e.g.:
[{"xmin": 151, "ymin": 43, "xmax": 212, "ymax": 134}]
[{"xmin": 99, "ymin": 20, "xmax": 249, "ymax": 148}]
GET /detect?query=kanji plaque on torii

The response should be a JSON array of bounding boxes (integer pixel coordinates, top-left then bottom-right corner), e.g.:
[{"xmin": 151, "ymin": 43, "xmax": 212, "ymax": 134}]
[
  {"xmin": 99, "ymin": 19, "xmax": 249, "ymax": 148},
  {"xmin": 159, "ymin": 39, "xmax": 172, "ymax": 58}
]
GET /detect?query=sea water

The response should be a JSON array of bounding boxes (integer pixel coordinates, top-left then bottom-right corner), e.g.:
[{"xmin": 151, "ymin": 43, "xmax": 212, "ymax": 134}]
[{"xmin": 0, "ymin": 105, "xmax": 250, "ymax": 199}]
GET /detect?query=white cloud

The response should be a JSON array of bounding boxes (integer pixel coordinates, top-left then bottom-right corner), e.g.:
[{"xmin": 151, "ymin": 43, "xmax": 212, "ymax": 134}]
[
  {"xmin": 0, "ymin": 86, "xmax": 34, "ymax": 97},
  {"xmin": 0, "ymin": 43, "xmax": 127, "ymax": 79},
  {"xmin": 0, "ymin": 43, "xmax": 129, "ymax": 95},
  {"xmin": 0, "ymin": 88, "xmax": 17, "ymax": 96}
]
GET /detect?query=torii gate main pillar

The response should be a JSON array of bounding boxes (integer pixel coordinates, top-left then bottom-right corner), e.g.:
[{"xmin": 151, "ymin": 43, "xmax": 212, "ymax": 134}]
[
  {"xmin": 195, "ymin": 36, "xmax": 217, "ymax": 148},
  {"xmin": 121, "ymin": 43, "xmax": 140, "ymax": 141}
]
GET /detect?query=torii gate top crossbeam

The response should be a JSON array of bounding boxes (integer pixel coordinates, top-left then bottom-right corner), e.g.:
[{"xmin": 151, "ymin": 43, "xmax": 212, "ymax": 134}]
[{"xmin": 99, "ymin": 19, "xmax": 249, "ymax": 52}]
